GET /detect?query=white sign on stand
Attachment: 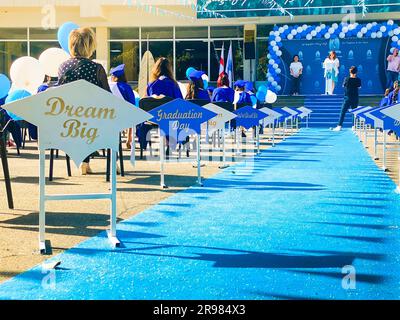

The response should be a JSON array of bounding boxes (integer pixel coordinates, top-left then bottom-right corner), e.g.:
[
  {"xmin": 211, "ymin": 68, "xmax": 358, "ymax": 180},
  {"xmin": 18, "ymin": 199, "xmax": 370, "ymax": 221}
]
[
  {"xmin": 201, "ymin": 103, "xmax": 236, "ymax": 169},
  {"xmin": 2, "ymin": 80, "xmax": 151, "ymax": 253},
  {"xmin": 380, "ymin": 103, "xmax": 400, "ymax": 121}
]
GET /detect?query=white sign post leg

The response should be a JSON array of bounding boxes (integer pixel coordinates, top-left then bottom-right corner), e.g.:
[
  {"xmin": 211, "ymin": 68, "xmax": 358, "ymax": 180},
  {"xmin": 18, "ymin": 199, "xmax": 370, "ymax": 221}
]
[
  {"xmin": 256, "ymin": 125, "xmax": 260, "ymax": 155},
  {"xmin": 197, "ymin": 134, "xmax": 203, "ymax": 186},
  {"xmin": 107, "ymin": 149, "xmax": 120, "ymax": 247},
  {"xmin": 383, "ymin": 130, "xmax": 388, "ymax": 172},
  {"xmin": 219, "ymin": 127, "xmax": 229, "ymax": 169},
  {"xmin": 39, "ymin": 148, "xmax": 46, "ymax": 254},
  {"xmin": 130, "ymin": 126, "xmax": 136, "ymax": 166},
  {"xmin": 159, "ymin": 129, "xmax": 167, "ymax": 189},
  {"xmin": 374, "ymin": 128, "xmax": 379, "ymax": 160}
]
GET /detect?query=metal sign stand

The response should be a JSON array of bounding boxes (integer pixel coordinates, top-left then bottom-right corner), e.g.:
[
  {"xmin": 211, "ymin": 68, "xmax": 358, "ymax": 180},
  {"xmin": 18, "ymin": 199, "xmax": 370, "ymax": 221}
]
[
  {"xmin": 196, "ymin": 134, "xmax": 203, "ymax": 186},
  {"xmin": 159, "ymin": 128, "xmax": 167, "ymax": 189},
  {"xmin": 219, "ymin": 128, "xmax": 229, "ymax": 169},
  {"xmin": 0, "ymin": 133, "xmax": 13, "ymax": 209},
  {"xmin": 38, "ymin": 146, "xmax": 120, "ymax": 254},
  {"xmin": 130, "ymin": 126, "xmax": 136, "ymax": 166}
]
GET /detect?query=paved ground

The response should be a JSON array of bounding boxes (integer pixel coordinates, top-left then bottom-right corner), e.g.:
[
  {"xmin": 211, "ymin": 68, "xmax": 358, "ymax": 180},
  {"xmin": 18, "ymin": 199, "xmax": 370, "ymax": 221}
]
[{"xmin": 0, "ymin": 128, "xmax": 399, "ymax": 300}]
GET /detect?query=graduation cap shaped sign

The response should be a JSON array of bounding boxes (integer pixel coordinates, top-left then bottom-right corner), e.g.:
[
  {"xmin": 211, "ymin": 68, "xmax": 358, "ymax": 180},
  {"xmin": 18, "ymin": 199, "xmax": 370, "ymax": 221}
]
[
  {"xmin": 149, "ymin": 98, "xmax": 217, "ymax": 142},
  {"xmin": 1, "ymin": 80, "xmax": 151, "ymax": 166},
  {"xmin": 201, "ymin": 103, "xmax": 236, "ymax": 135},
  {"xmin": 234, "ymin": 106, "xmax": 268, "ymax": 130}
]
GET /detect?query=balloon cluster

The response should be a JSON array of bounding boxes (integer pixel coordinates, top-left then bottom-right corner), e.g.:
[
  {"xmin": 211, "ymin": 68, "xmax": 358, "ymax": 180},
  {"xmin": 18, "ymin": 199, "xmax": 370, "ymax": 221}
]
[
  {"xmin": 267, "ymin": 19, "xmax": 400, "ymax": 93},
  {"xmin": 185, "ymin": 67, "xmax": 209, "ymax": 89},
  {"xmin": 256, "ymin": 85, "xmax": 277, "ymax": 104},
  {"xmin": 0, "ymin": 22, "xmax": 78, "ymax": 120}
]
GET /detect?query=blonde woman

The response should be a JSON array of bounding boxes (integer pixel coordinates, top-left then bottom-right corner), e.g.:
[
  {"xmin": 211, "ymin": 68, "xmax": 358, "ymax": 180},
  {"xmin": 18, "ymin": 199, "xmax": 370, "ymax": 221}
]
[
  {"xmin": 323, "ymin": 51, "xmax": 340, "ymax": 95},
  {"xmin": 57, "ymin": 27, "xmax": 111, "ymax": 175}
]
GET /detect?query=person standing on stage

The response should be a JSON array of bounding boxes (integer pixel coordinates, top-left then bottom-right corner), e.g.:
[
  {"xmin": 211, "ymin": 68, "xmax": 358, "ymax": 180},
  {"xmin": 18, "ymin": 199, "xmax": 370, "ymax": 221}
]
[
  {"xmin": 290, "ymin": 55, "xmax": 303, "ymax": 96},
  {"xmin": 323, "ymin": 51, "xmax": 340, "ymax": 95},
  {"xmin": 386, "ymin": 48, "xmax": 400, "ymax": 89},
  {"xmin": 332, "ymin": 66, "xmax": 361, "ymax": 132}
]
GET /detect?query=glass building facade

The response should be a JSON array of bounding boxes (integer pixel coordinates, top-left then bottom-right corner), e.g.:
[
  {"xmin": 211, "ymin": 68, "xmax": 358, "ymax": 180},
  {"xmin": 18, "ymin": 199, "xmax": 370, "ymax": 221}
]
[{"xmin": 1, "ymin": 25, "xmax": 274, "ymax": 83}]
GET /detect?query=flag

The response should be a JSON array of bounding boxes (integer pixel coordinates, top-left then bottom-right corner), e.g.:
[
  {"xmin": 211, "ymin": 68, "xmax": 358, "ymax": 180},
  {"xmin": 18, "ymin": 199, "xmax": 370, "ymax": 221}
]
[
  {"xmin": 219, "ymin": 42, "xmax": 225, "ymax": 76},
  {"xmin": 226, "ymin": 41, "xmax": 234, "ymax": 87}
]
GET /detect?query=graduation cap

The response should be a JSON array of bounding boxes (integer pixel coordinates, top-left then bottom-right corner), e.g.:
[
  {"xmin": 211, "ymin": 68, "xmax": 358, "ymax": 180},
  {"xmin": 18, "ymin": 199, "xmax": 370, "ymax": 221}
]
[
  {"xmin": 188, "ymin": 70, "xmax": 205, "ymax": 82},
  {"xmin": 110, "ymin": 64, "xmax": 125, "ymax": 78},
  {"xmin": 245, "ymin": 81, "xmax": 254, "ymax": 91},
  {"xmin": 234, "ymin": 80, "xmax": 246, "ymax": 88}
]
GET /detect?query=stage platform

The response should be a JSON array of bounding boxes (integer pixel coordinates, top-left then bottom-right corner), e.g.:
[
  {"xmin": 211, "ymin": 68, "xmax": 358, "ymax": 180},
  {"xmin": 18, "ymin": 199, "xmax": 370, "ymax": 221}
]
[{"xmin": 271, "ymin": 95, "xmax": 382, "ymax": 128}]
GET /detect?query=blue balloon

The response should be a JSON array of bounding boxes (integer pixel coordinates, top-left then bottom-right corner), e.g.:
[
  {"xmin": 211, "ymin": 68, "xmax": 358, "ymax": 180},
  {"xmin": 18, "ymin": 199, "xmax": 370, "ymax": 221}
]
[
  {"xmin": 5, "ymin": 89, "xmax": 31, "ymax": 121},
  {"xmin": 258, "ymin": 85, "xmax": 268, "ymax": 93},
  {"xmin": 256, "ymin": 91, "xmax": 266, "ymax": 102},
  {"xmin": 203, "ymin": 79, "xmax": 208, "ymax": 90},
  {"xmin": 186, "ymin": 67, "xmax": 196, "ymax": 80},
  {"xmin": 58, "ymin": 22, "xmax": 79, "ymax": 54},
  {"xmin": 0, "ymin": 74, "xmax": 11, "ymax": 99}
]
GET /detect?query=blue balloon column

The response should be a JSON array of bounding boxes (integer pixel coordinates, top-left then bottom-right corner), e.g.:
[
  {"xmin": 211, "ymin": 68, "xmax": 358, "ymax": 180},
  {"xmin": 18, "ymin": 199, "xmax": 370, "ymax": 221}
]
[{"xmin": 267, "ymin": 20, "xmax": 400, "ymax": 94}]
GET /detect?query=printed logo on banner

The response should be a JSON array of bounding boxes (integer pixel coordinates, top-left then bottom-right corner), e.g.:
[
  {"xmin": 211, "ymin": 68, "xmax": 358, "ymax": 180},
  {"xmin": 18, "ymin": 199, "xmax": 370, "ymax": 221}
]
[
  {"xmin": 306, "ymin": 65, "xmax": 312, "ymax": 75},
  {"xmin": 329, "ymin": 38, "xmax": 341, "ymax": 51},
  {"xmin": 149, "ymin": 99, "xmax": 217, "ymax": 143},
  {"xmin": 368, "ymin": 80, "xmax": 373, "ymax": 88},
  {"xmin": 234, "ymin": 106, "xmax": 268, "ymax": 130},
  {"xmin": 358, "ymin": 65, "xmax": 363, "ymax": 74},
  {"xmin": 367, "ymin": 50, "xmax": 373, "ymax": 60},
  {"xmin": 315, "ymin": 81, "xmax": 320, "ymax": 88},
  {"xmin": 298, "ymin": 51, "xmax": 304, "ymax": 60},
  {"xmin": 348, "ymin": 50, "xmax": 354, "ymax": 60},
  {"xmin": 315, "ymin": 51, "xmax": 321, "ymax": 61}
]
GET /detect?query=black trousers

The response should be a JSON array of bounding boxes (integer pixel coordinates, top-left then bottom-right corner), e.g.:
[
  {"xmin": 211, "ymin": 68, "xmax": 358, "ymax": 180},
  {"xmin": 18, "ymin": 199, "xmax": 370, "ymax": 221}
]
[
  {"xmin": 338, "ymin": 97, "xmax": 358, "ymax": 127},
  {"xmin": 291, "ymin": 75, "xmax": 301, "ymax": 94}
]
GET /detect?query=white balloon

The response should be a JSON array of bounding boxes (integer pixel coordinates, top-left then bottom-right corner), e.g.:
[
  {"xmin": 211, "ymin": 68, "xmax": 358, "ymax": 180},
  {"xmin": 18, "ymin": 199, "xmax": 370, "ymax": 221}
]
[
  {"xmin": 306, "ymin": 34, "xmax": 312, "ymax": 40},
  {"xmin": 269, "ymin": 59, "xmax": 275, "ymax": 65},
  {"xmin": 273, "ymin": 63, "xmax": 279, "ymax": 69},
  {"xmin": 397, "ymin": 40, "xmax": 400, "ymax": 46},
  {"xmin": 283, "ymin": 25, "xmax": 289, "ymax": 30},
  {"xmin": 275, "ymin": 36, "xmax": 282, "ymax": 42},
  {"xmin": 342, "ymin": 26, "xmax": 349, "ymax": 33},
  {"xmin": 311, "ymin": 30, "xmax": 317, "ymax": 37},
  {"xmin": 392, "ymin": 36, "xmax": 399, "ymax": 42},
  {"xmin": 332, "ymin": 23, "xmax": 339, "ymax": 29},
  {"xmin": 287, "ymin": 34, "xmax": 294, "ymax": 40},
  {"xmin": 357, "ymin": 32, "xmax": 363, "ymax": 38},
  {"xmin": 265, "ymin": 90, "xmax": 277, "ymax": 104},
  {"xmin": 278, "ymin": 27, "xmax": 285, "ymax": 34},
  {"xmin": 276, "ymin": 85, "xmax": 281, "ymax": 91},
  {"xmin": 377, "ymin": 31, "xmax": 383, "ymax": 38},
  {"xmin": 268, "ymin": 76, "xmax": 274, "ymax": 83},
  {"xmin": 38, "ymin": 47, "xmax": 69, "ymax": 78},
  {"xmin": 276, "ymin": 68, "xmax": 281, "ymax": 74},
  {"xmin": 371, "ymin": 32, "xmax": 377, "ymax": 39},
  {"xmin": 394, "ymin": 28, "xmax": 400, "ymax": 35},
  {"xmin": 276, "ymin": 51, "xmax": 282, "ymax": 57},
  {"xmin": 389, "ymin": 30, "xmax": 394, "ymax": 37},
  {"xmin": 361, "ymin": 27, "xmax": 368, "ymax": 34},
  {"xmin": 339, "ymin": 32, "xmax": 345, "ymax": 39},
  {"xmin": 10, "ymin": 56, "xmax": 45, "ymax": 93},
  {"xmin": 273, "ymin": 45, "xmax": 279, "ymax": 52},
  {"xmin": 297, "ymin": 27, "xmax": 303, "ymax": 33},
  {"xmin": 270, "ymin": 40, "xmax": 277, "ymax": 46},
  {"xmin": 380, "ymin": 26, "xmax": 387, "ymax": 33},
  {"xmin": 321, "ymin": 24, "xmax": 326, "ymax": 29},
  {"xmin": 372, "ymin": 22, "xmax": 378, "ymax": 26},
  {"xmin": 302, "ymin": 24, "xmax": 308, "ymax": 29},
  {"xmin": 366, "ymin": 23, "xmax": 372, "ymax": 30},
  {"xmin": 324, "ymin": 33, "xmax": 331, "ymax": 39},
  {"xmin": 328, "ymin": 27, "xmax": 335, "ymax": 34},
  {"xmin": 272, "ymin": 81, "xmax": 278, "ymax": 87},
  {"xmin": 388, "ymin": 20, "xmax": 394, "ymax": 26},
  {"xmin": 316, "ymin": 26, "xmax": 321, "ymax": 33}
]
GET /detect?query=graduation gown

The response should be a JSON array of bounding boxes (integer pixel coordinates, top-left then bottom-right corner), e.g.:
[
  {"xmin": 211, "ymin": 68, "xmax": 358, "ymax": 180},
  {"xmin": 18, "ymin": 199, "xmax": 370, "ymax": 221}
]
[{"xmin": 211, "ymin": 87, "xmax": 235, "ymax": 103}]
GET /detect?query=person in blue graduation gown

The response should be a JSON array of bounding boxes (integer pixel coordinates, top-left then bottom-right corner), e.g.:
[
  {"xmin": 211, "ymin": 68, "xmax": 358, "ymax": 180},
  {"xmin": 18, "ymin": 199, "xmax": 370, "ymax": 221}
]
[
  {"xmin": 235, "ymin": 80, "xmax": 253, "ymax": 105},
  {"xmin": 185, "ymin": 70, "xmax": 210, "ymax": 102},
  {"xmin": 147, "ymin": 57, "xmax": 183, "ymax": 99},
  {"xmin": 109, "ymin": 64, "xmax": 139, "ymax": 150},
  {"xmin": 211, "ymin": 72, "xmax": 235, "ymax": 103},
  {"xmin": 387, "ymin": 81, "xmax": 400, "ymax": 105},
  {"xmin": 380, "ymin": 88, "xmax": 391, "ymax": 107}
]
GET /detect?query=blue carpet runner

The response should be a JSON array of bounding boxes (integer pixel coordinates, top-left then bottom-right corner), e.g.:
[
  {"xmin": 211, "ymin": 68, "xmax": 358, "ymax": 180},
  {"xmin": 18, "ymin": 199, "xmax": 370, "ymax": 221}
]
[{"xmin": 0, "ymin": 129, "xmax": 399, "ymax": 300}]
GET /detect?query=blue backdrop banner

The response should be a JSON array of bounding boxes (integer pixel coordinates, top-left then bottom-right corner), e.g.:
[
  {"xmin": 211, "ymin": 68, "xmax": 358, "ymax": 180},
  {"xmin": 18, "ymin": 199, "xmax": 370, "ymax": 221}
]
[{"xmin": 280, "ymin": 37, "xmax": 389, "ymax": 95}]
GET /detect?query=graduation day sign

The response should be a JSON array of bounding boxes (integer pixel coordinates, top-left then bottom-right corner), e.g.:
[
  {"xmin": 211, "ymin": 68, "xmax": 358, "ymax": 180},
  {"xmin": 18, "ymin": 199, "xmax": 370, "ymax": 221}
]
[
  {"xmin": 149, "ymin": 99, "xmax": 217, "ymax": 142},
  {"xmin": 234, "ymin": 106, "xmax": 268, "ymax": 130}
]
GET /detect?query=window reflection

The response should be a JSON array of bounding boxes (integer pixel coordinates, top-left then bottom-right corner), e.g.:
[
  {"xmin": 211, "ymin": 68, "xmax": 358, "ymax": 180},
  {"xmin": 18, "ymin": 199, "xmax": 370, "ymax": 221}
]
[
  {"xmin": 110, "ymin": 41, "xmax": 139, "ymax": 81},
  {"xmin": 176, "ymin": 41, "xmax": 208, "ymax": 80}
]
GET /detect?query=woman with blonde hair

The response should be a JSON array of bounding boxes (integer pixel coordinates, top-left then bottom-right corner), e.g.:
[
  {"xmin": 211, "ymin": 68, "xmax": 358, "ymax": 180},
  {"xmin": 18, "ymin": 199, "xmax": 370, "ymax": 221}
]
[
  {"xmin": 323, "ymin": 51, "xmax": 340, "ymax": 95},
  {"xmin": 146, "ymin": 57, "xmax": 183, "ymax": 99},
  {"xmin": 57, "ymin": 27, "xmax": 111, "ymax": 175}
]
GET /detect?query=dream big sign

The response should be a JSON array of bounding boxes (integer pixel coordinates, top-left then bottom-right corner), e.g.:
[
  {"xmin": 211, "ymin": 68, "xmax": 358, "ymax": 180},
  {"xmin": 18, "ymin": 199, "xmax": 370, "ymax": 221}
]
[{"xmin": 2, "ymin": 80, "xmax": 151, "ymax": 165}]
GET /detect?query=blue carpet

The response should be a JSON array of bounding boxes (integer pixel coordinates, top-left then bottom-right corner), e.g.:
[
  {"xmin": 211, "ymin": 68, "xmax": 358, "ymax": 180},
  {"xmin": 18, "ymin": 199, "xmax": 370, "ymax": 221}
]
[{"xmin": 1, "ymin": 128, "xmax": 400, "ymax": 300}]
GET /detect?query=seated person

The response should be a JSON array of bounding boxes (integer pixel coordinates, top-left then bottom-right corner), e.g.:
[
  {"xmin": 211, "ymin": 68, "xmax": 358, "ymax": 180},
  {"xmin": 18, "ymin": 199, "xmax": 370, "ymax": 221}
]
[
  {"xmin": 185, "ymin": 70, "xmax": 211, "ymax": 102},
  {"xmin": 212, "ymin": 72, "xmax": 235, "ymax": 103}
]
